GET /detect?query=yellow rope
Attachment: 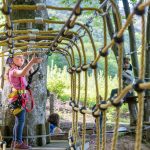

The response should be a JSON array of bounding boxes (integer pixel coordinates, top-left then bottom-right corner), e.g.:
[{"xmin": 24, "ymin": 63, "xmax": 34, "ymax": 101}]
[
  {"xmin": 111, "ymin": 108, "xmax": 120, "ymax": 150},
  {"xmin": 0, "ymin": 1, "xmax": 150, "ymax": 150},
  {"xmin": 135, "ymin": 15, "xmax": 146, "ymax": 150},
  {"xmin": 102, "ymin": 8, "xmax": 107, "ymax": 149},
  {"xmin": 110, "ymin": 0, "xmax": 123, "ymax": 149},
  {"xmin": 72, "ymin": 71, "xmax": 76, "ymax": 145},
  {"xmin": 10, "ymin": 5, "xmax": 104, "ymax": 14},
  {"xmin": 75, "ymin": 73, "xmax": 81, "ymax": 143},
  {"xmin": 94, "ymin": 68, "xmax": 100, "ymax": 150},
  {"xmin": 102, "ymin": 111, "xmax": 106, "ymax": 150},
  {"xmin": 81, "ymin": 114, "xmax": 86, "ymax": 150},
  {"xmin": 111, "ymin": 44, "xmax": 123, "ymax": 150}
]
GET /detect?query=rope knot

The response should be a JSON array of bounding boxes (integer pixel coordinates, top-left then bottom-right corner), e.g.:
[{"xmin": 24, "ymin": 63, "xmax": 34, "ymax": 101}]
[
  {"xmin": 80, "ymin": 106, "xmax": 86, "ymax": 114},
  {"xmin": 57, "ymin": 37, "xmax": 62, "ymax": 43},
  {"xmin": 81, "ymin": 64, "xmax": 88, "ymax": 71},
  {"xmin": 99, "ymin": 100, "xmax": 107, "ymax": 111},
  {"xmin": 99, "ymin": 47, "xmax": 109, "ymax": 57},
  {"xmin": 133, "ymin": 79, "xmax": 145, "ymax": 93},
  {"xmin": 92, "ymin": 104, "xmax": 100, "ymax": 118},
  {"xmin": 134, "ymin": 2, "xmax": 145, "ymax": 16},
  {"xmin": 71, "ymin": 65, "xmax": 76, "ymax": 72},
  {"xmin": 74, "ymin": 6, "xmax": 82, "ymax": 16},
  {"xmin": 110, "ymin": 96, "xmax": 123, "ymax": 108},
  {"xmin": 113, "ymin": 33, "xmax": 124, "ymax": 44},
  {"xmin": 67, "ymin": 68, "xmax": 73, "ymax": 74},
  {"xmin": 73, "ymin": 104, "xmax": 79, "ymax": 112},
  {"xmin": 1, "ymin": 6, "xmax": 12, "ymax": 15},
  {"xmin": 69, "ymin": 99, "xmax": 75, "ymax": 107},
  {"xmin": 90, "ymin": 61, "xmax": 97, "ymax": 69},
  {"xmin": 76, "ymin": 67, "xmax": 82, "ymax": 73}
]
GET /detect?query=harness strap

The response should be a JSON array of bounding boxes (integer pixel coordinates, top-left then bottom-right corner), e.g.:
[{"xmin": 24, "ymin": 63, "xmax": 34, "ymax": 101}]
[
  {"xmin": 25, "ymin": 89, "xmax": 34, "ymax": 112},
  {"xmin": 26, "ymin": 64, "xmax": 40, "ymax": 89},
  {"xmin": 20, "ymin": 77, "xmax": 34, "ymax": 112}
]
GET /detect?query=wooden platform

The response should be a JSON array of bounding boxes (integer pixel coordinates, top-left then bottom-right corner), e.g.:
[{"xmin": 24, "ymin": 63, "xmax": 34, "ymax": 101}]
[{"xmin": 6, "ymin": 140, "xmax": 69, "ymax": 150}]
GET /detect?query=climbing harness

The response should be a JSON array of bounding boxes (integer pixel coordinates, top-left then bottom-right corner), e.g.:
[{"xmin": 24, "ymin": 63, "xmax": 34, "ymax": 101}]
[{"xmin": 7, "ymin": 64, "xmax": 39, "ymax": 115}]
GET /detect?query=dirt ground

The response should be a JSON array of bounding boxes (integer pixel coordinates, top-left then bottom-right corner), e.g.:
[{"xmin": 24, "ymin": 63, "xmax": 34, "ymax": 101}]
[{"xmin": 106, "ymin": 135, "xmax": 150, "ymax": 150}]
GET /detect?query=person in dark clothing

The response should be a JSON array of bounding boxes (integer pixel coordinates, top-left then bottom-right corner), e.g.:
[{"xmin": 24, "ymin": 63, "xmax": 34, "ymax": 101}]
[{"xmin": 122, "ymin": 57, "xmax": 137, "ymax": 126}]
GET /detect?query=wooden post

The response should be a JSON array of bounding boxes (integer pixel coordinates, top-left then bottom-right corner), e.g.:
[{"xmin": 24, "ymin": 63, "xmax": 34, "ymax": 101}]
[
  {"xmin": 0, "ymin": 67, "xmax": 5, "ymax": 89},
  {"xmin": 1, "ymin": 126, "xmax": 10, "ymax": 147},
  {"xmin": 36, "ymin": 124, "xmax": 46, "ymax": 146},
  {"xmin": 50, "ymin": 93, "xmax": 55, "ymax": 115},
  {"xmin": 45, "ymin": 122, "xmax": 50, "ymax": 144},
  {"xmin": 144, "ymin": 96, "xmax": 150, "ymax": 122}
]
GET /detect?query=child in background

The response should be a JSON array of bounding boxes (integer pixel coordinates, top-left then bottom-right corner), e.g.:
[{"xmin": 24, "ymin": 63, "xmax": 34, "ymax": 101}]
[
  {"xmin": 47, "ymin": 113, "xmax": 62, "ymax": 135},
  {"xmin": 123, "ymin": 56, "xmax": 132, "ymax": 71},
  {"xmin": 6, "ymin": 50, "xmax": 42, "ymax": 150},
  {"xmin": 122, "ymin": 57, "xmax": 137, "ymax": 126},
  {"xmin": 122, "ymin": 59, "xmax": 134, "ymax": 99}
]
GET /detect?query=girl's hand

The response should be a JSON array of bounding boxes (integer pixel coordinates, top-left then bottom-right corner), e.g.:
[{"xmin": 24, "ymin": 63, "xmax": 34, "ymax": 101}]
[{"xmin": 31, "ymin": 57, "xmax": 43, "ymax": 64}]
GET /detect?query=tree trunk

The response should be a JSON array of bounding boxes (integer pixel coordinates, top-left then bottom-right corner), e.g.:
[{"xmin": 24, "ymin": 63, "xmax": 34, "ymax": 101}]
[
  {"xmin": 121, "ymin": 0, "xmax": 138, "ymax": 126},
  {"xmin": 99, "ymin": 0, "xmax": 119, "ymax": 59},
  {"xmin": 105, "ymin": 13, "xmax": 119, "ymax": 59},
  {"xmin": 2, "ymin": 0, "xmax": 49, "ymax": 146},
  {"xmin": 122, "ymin": 0, "xmax": 139, "ymax": 77},
  {"xmin": 144, "ymin": 6, "xmax": 150, "ymax": 122}
]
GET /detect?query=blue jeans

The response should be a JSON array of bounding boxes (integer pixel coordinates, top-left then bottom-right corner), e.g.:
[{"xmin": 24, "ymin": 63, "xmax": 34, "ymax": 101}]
[{"xmin": 13, "ymin": 109, "xmax": 26, "ymax": 143}]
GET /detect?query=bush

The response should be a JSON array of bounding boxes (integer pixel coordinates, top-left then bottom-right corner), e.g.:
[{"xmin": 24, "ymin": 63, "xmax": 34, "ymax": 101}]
[
  {"xmin": 47, "ymin": 65, "xmax": 67, "ymax": 98},
  {"xmin": 47, "ymin": 65, "xmax": 119, "ymax": 107},
  {"xmin": 47, "ymin": 79, "xmax": 66, "ymax": 98}
]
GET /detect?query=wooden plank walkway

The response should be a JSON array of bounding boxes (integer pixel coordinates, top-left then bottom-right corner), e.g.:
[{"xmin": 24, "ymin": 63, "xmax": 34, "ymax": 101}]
[{"xmin": 6, "ymin": 140, "xmax": 69, "ymax": 150}]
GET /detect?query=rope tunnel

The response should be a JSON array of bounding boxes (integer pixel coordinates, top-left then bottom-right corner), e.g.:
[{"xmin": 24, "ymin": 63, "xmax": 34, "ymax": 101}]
[{"xmin": 0, "ymin": 0, "xmax": 150, "ymax": 150}]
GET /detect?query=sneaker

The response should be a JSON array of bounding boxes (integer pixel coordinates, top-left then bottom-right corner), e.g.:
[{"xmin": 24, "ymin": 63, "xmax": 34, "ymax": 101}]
[
  {"xmin": 10, "ymin": 141, "xmax": 15, "ymax": 150},
  {"xmin": 13, "ymin": 142, "xmax": 31, "ymax": 150}
]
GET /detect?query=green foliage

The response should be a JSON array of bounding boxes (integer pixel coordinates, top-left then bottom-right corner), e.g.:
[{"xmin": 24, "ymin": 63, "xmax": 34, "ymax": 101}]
[
  {"xmin": 130, "ymin": 0, "xmax": 137, "ymax": 4},
  {"xmin": 48, "ymin": 48, "xmax": 118, "ymax": 77},
  {"xmin": 47, "ymin": 79, "xmax": 66, "ymax": 98},
  {"xmin": 47, "ymin": 65, "xmax": 129, "ymax": 123},
  {"xmin": 47, "ymin": 65, "xmax": 118, "ymax": 106},
  {"xmin": 47, "ymin": 66, "xmax": 68, "ymax": 98},
  {"xmin": 50, "ymin": 16, "xmax": 60, "ymax": 21},
  {"xmin": 60, "ymin": 95, "xmax": 70, "ymax": 102},
  {"xmin": 48, "ymin": 54, "xmax": 69, "ymax": 68}
]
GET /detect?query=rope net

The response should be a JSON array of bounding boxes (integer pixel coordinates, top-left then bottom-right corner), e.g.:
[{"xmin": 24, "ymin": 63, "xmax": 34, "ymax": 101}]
[{"xmin": 0, "ymin": 0, "xmax": 150, "ymax": 150}]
